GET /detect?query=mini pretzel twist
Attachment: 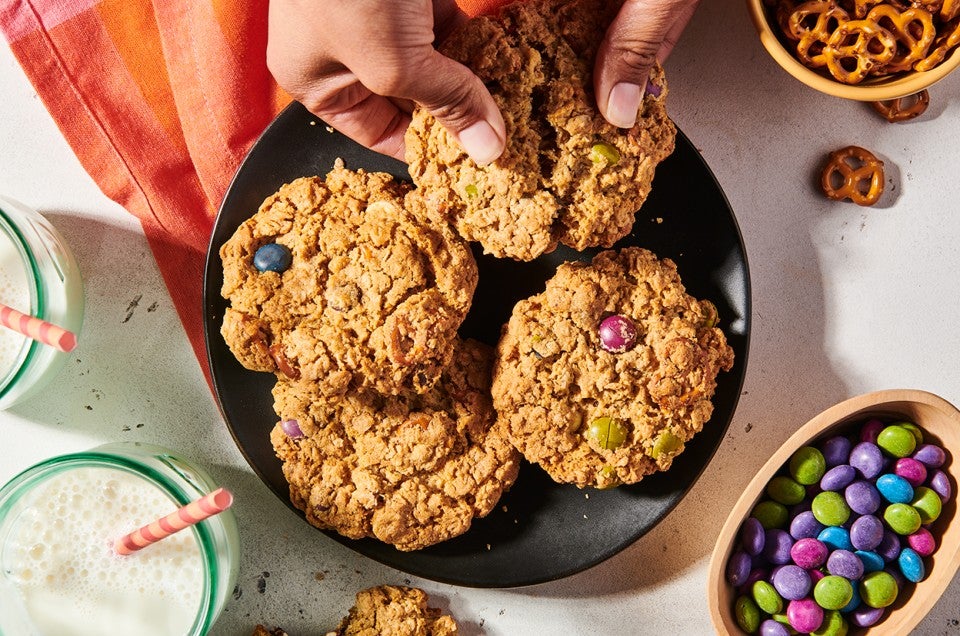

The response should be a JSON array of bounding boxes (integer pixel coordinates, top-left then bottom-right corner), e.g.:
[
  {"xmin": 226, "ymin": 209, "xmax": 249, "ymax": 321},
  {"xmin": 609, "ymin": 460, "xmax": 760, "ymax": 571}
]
[
  {"xmin": 914, "ymin": 17, "xmax": 960, "ymax": 69},
  {"xmin": 824, "ymin": 19, "xmax": 898, "ymax": 82},
  {"xmin": 942, "ymin": 0, "xmax": 960, "ymax": 21},
  {"xmin": 866, "ymin": 4, "xmax": 937, "ymax": 72},
  {"xmin": 870, "ymin": 89, "xmax": 930, "ymax": 121},
  {"xmin": 791, "ymin": 1, "xmax": 852, "ymax": 65},
  {"xmin": 821, "ymin": 146, "xmax": 885, "ymax": 206}
]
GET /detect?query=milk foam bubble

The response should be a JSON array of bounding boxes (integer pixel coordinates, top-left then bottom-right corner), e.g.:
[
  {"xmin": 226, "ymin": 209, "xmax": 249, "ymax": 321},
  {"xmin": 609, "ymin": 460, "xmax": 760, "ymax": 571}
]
[{"xmin": 0, "ymin": 229, "xmax": 30, "ymax": 375}]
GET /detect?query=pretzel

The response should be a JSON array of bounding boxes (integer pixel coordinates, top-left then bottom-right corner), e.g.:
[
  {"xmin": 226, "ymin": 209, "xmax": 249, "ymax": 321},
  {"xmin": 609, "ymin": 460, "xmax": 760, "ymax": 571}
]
[
  {"xmin": 870, "ymin": 89, "xmax": 930, "ymax": 121},
  {"xmin": 943, "ymin": 0, "xmax": 960, "ymax": 21},
  {"xmin": 824, "ymin": 19, "xmax": 898, "ymax": 82},
  {"xmin": 790, "ymin": 1, "xmax": 851, "ymax": 65},
  {"xmin": 866, "ymin": 5, "xmax": 936, "ymax": 72},
  {"xmin": 841, "ymin": 0, "xmax": 908, "ymax": 18},
  {"xmin": 821, "ymin": 146, "xmax": 885, "ymax": 206},
  {"xmin": 914, "ymin": 17, "xmax": 960, "ymax": 69}
]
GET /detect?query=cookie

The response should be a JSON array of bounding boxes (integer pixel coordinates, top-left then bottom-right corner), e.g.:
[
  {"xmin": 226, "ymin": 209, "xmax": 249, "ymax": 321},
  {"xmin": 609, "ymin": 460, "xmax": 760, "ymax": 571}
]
[
  {"xmin": 405, "ymin": 0, "xmax": 676, "ymax": 261},
  {"xmin": 491, "ymin": 247, "xmax": 735, "ymax": 489},
  {"xmin": 270, "ymin": 338, "xmax": 521, "ymax": 551},
  {"xmin": 251, "ymin": 627, "xmax": 289, "ymax": 636},
  {"xmin": 332, "ymin": 585, "xmax": 458, "ymax": 636},
  {"xmin": 220, "ymin": 164, "xmax": 477, "ymax": 396}
]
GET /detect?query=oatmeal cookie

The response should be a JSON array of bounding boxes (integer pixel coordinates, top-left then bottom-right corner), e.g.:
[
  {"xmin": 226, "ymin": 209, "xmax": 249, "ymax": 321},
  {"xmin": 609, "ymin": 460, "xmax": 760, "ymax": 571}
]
[
  {"xmin": 220, "ymin": 164, "xmax": 477, "ymax": 396},
  {"xmin": 405, "ymin": 0, "xmax": 676, "ymax": 261},
  {"xmin": 251, "ymin": 627, "xmax": 288, "ymax": 636},
  {"xmin": 270, "ymin": 339, "xmax": 521, "ymax": 551},
  {"xmin": 332, "ymin": 585, "xmax": 458, "ymax": 636},
  {"xmin": 491, "ymin": 247, "xmax": 735, "ymax": 489}
]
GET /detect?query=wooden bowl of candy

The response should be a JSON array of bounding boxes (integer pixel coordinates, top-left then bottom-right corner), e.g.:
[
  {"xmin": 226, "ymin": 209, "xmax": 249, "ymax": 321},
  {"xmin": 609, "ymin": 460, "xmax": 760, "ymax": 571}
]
[
  {"xmin": 746, "ymin": 0, "xmax": 960, "ymax": 100},
  {"xmin": 707, "ymin": 389, "xmax": 960, "ymax": 634}
]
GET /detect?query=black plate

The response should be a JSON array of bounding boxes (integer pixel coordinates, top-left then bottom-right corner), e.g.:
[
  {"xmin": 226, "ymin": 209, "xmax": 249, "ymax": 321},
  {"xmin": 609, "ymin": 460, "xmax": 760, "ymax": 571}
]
[{"xmin": 203, "ymin": 102, "xmax": 751, "ymax": 588}]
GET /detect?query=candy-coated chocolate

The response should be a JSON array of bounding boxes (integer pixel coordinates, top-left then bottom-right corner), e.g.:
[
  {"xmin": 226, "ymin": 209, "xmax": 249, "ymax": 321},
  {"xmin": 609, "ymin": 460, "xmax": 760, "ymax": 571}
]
[
  {"xmin": 912, "ymin": 443, "xmax": 946, "ymax": 468},
  {"xmin": 844, "ymin": 480, "xmax": 881, "ymax": 515},
  {"xmin": 818, "ymin": 526, "xmax": 853, "ymax": 552},
  {"xmin": 791, "ymin": 537, "xmax": 828, "ymax": 570},
  {"xmin": 821, "ymin": 436, "xmax": 852, "ymax": 468},
  {"xmin": 859, "ymin": 571, "xmax": 898, "ymax": 608},
  {"xmin": 897, "ymin": 547, "xmax": 925, "ymax": 583},
  {"xmin": 811, "ymin": 609, "xmax": 848, "ymax": 636},
  {"xmin": 859, "ymin": 419, "xmax": 885, "ymax": 444},
  {"xmin": 876, "ymin": 473, "xmax": 914, "ymax": 504},
  {"xmin": 840, "ymin": 584, "xmax": 861, "ymax": 613},
  {"xmin": 727, "ymin": 550, "xmax": 752, "ymax": 586},
  {"xmin": 849, "ymin": 514, "xmax": 884, "ymax": 551},
  {"xmin": 790, "ymin": 511, "xmax": 825, "ymax": 540},
  {"xmin": 773, "ymin": 564, "xmax": 812, "ymax": 601},
  {"xmin": 849, "ymin": 442, "xmax": 884, "ymax": 479},
  {"xmin": 883, "ymin": 503, "xmax": 921, "ymax": 535},
  {"xmin": 736, "ymin": 595, "xmax": 762, "ymax": 633},
  {"xmin": 753, "ymin": 579, "xmax": 785, "ymax": 614},
  {"xmin": 910, "ymin": 486, "xmax": 942, "ymax": 524},
  {"xmin": 763, "ymin": 529, "xmax": 795, "ymax": 565},
  {"xmin": 740, "ymin": 517, "xmax": 766, "ymax": 556},
  {"xmin": 812, "ymin": 491, "xmax": 851, "ymax": 526},
  {"xmin": 814, "ymin": 575, "xmax": 853, "ymax": 611},
  {"xmin": 854, "ymin": 550, "xmax": 885, "ymax": 573},
  {"xmin": 759, "ymin": 618, "xmax": 792, "ymax": 636},
  {"xmin": 790, "ymin": 447, "xmax": 827, "ymax": 486},
  {"xmin": 787, "ymin": 598, "xmax": 824, "ymax": 633},
  {"xmin": 820, "ymin": 465, "xmax": 856, "ymax": 492},
  {"xmin": 928, "ymin": 469, "xmax": 952, "ymax": 502},
  {"xmin": 849, "ymin": 604, "xmax": 884, "ymax": 628},
  {"xmin": 826, "ymin": 549, "xmax": 864, "ymax": 581},
  {"xmin": 753, "ymin": 500, "xmax": 789, "ymax": 529},
  {"xmin": 875, "ymin": 530, "xmax": 902, "ymax": 562},
  {"xmin": 877, "ymin": 425, "xmax": 917, "ymax": 458},
  {"xmin": 906, "ymin": 527, "xmax": 936, "ymax": 557},
  {"xmin": 896, "ymin": 422, "xmax": 924, "ymax": 446},
  {"xmin": 892, "ymin": 457, "xmax": 927, "ymax": 487},
  {"xmin": 767, "ymin": 476, "xmax": 807, "ymax": 506}
]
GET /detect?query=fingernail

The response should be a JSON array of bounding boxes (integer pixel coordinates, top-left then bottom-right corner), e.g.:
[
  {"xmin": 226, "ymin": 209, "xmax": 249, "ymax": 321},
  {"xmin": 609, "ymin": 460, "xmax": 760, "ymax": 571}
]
[
  {"xmin": 458, "ymin": 120, "xmax": 504, "ymax": 166},
  {"xmin": 606, "ymin": 82, "xmax": 641, "ymax": 129}
]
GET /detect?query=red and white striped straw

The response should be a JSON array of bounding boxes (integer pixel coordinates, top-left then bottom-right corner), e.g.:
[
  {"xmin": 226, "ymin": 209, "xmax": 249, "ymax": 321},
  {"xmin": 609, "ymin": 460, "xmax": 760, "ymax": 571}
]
[
  {"xmin": 0, "ymin": 302, "xmax": 77, "ymax": 353},
  {"xmin": 114, "ymin": 487, "xmax": 234, "ymax": 556}
]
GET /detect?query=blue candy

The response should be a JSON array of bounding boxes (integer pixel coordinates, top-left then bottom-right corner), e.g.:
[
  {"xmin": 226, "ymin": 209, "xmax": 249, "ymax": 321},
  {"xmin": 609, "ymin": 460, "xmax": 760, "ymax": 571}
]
[
  {"xmin": 876, "ymin": 473, "xmax": 914, "ymax": 504},
  {"xmin": 253, "ymin": 242, "xmax": 293, "ymax": 273},
  {"xmin": 818, "ymin": 526, "xmax": 854, "ymax": 551},
  {"xmin": 855, "ymin": 550, "xmax": 886, "ymax": 573},
  {"xmin": 898, "ymin": 547, "xmax": 925, "ymax": 583},
  {"xmin": 841, "ymin": 584, "xmax": 862, "ymax": 613}
]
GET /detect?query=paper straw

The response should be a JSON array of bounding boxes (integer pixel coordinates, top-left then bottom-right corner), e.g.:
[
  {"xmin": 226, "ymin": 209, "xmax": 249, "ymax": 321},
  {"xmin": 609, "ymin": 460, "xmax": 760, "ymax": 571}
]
[
  {"xmin": 0, "ymin": 302, "xmax": 77, "ymax": 353},
  {"xmin": 114, "ymin": 487, "xmax": 234, "ymax": 556}
]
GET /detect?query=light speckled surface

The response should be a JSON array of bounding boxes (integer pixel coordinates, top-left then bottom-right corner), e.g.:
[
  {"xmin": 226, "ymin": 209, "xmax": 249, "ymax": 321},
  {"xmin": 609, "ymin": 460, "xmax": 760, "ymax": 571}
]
[{"xmin": 2, "ymin": 0, "xmax": 959, "ymax": 633}]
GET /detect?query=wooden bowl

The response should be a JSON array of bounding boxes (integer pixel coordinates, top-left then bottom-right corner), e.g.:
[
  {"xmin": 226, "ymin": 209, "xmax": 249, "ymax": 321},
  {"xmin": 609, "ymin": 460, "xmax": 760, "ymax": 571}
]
[
  {"xmin": 707, "ymin": 389, "xmax": 960, "ymax": 634},
  {"xmin": 745, "ymin": 0, "xmax": 960, "ymax": 101}
]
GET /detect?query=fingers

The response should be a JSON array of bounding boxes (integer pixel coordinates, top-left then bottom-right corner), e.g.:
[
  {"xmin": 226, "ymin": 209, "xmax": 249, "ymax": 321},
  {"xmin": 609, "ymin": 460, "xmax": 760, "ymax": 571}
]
[{"xmin": 594, "ymin": 0, "xmax": 699, "ymax": 128}]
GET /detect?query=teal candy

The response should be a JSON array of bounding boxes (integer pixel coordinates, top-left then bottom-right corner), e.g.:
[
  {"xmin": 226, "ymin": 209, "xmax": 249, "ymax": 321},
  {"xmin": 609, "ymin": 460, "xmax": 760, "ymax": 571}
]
[
  {"xmin": 790, "ymin": 446, "xmax": 827, "ymax": 485},
  {"xmin": 736, "ymin": 595, "xmax": 761, "ymax": 633},
  {"xmin": 860, "ymin": 571, "xmax": 899, "ymax": 608},
  {"xmin": 814, "ymin": 576, "xmax": 854, "ymax": 610},
  {"xmin": 854, "ymin": 550, "xmax": 885, "ymax": 573},
  {"xmin": 818, "ymin": 526, "xmax": 853, "ymax": 551},
  {"xmin": 812, "ymin": 491, "xmax": 851, "ymax": 526},
  {"xmin": 898, "ymin": 547, "xmax": 925, "ymax": 583},
  {"xmin": 753, "ymin": 500, "xmax": 789, "ymax": 529},
  {"xmin": 884, "ymin": 503, "xmax": 922, "ymax": 535},
  {"xmin": 911, "ymin": 486, "xmax": 943, "ymax": 524},
  {"xmin": 767, "ymin": 476, "xmax": 807, "ymax": 506},
  {"xmin": 876, "ymin": 473, "xmax": 914, "ymax": 504},
  {"xmin": 811, "ymin": 609, "xmax": 849, "ymax": 636},
  {"xmin": 877, "ymin": 425, "xmax": 917, "ymax": 458},
  {"xmin": 753, "ymin": 580, "xmax": 785, "ymax": 614}
]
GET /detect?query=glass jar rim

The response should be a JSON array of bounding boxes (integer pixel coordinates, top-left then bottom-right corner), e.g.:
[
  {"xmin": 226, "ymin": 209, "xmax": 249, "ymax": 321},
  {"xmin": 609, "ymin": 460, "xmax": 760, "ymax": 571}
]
[
  {"xmin": 0, "ymin": 451, "xmax": 222, "ymax": 635},
  {"xmin": 0, "ymin": 205, "xmax": 45, "ymax": 399}
]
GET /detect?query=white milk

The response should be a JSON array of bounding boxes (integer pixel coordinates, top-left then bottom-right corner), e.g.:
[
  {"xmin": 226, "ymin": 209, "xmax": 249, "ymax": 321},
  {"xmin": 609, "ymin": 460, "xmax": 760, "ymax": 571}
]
[
  {"xmin": 1, "ymin": 466, "xmax": 205, "ymax": 635},
  {"xmin": 0, "ymin": 228, "xmax": 30, "ymax": 376}
]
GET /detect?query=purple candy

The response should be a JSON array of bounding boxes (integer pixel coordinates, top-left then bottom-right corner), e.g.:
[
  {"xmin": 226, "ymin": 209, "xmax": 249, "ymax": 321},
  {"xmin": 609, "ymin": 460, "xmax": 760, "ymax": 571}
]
[
  {"xmin": 912, "ymin": 443, "xmax": 946, "ymax": 468},
  {"xmin": 787, "ymin": 598, "xmax": 824, "ymax": 633},
  {"xmin": 820, "ymin": 464, "xmax": 857, "ymax": 492},
  {"xmin": 893, "ymin": 457, "xmax": 928, "ymax": 487},
  {"xmin": 907, "ymin": 527, "xmax": 937, "ymax": 557},
  {"xmin": 773, "ymin": 564, "xmax": 812, "ymax": 601},
  {"xmin": 726, "ymin": 550, "xmax": 751, "ymax": 586},
  {"xmin": 849, "ymin": 442, "xmax": 884, "ymax": 479},
  {"xmin": 791, "ymin": 538, "xmax": 828, "ymax": 569},
  {"xmin": 929, "ymin": 469, "xmax": 953, "ymax": 501},
  {"xmin": 860, "ymin": 419, "xmax": 885, "ymax": 444},
  {"xmin": 850, "ymin": 605, "xmax": 885, "ymax": 627},
  {"xmin": 850, "ymin": 514, "xmax": 884, "ymax": 551},
  {"xmin": 876, "ymin": 529, "xmax": 902, "ymax": 562},
  {"xmin": 737, "ymin": 568, "xmax": 769, "ymax": 595},
  {"xmin": 885, "ymin": 566, "xmax": 907, "ymax": 589},
  {"xmin": 790, "ymin": 510, "xmax": 825, "ymax": 540},
  {"xmin": 821, "ymin": 436, "xmax": 853, "ymax": 468},
  {"xmin": 845, "ymin": 479, "xmax": 882, "ymax": 515},
  {"xmin": 763, "ymin": 529, "xmax": 795, "ymax": 565},
  {"xmin": 827, "ymin": 549, "xmax": 865, "ymax": 580},
  {"xmin": 741, "ymin": 517, "xmax": 766, "ymax": 556},
  {"xmin": 759, "ymin": 619, "xmax": 792, "ymax": 636}
]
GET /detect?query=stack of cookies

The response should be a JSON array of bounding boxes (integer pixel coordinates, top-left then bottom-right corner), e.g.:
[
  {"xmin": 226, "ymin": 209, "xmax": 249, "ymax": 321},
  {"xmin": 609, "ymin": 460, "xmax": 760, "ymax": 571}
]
[{"xmin": 219, "ymin": 0, "xmax": 733, "ymax": 551}]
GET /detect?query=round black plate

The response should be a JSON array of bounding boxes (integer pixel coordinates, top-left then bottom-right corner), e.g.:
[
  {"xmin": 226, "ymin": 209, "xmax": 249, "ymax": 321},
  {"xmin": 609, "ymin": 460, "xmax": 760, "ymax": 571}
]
[{"xmin": 203, "ymin": 102, "xmax": 751, "ymax": 588}]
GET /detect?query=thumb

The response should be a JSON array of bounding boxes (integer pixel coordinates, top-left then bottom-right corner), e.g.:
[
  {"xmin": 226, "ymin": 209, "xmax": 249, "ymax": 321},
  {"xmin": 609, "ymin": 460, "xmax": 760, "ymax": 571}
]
[
  {"xmin": 399, "ymin": 50, "xmax": 506, "ymax": 166},
  {"xmin": 595, "ymin": 0, "xmax": 698, "ymax": 128}
]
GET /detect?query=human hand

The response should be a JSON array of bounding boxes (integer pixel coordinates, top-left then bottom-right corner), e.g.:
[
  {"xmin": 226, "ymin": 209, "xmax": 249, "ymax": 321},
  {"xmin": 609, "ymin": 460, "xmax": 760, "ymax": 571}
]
[
  {"xmin": 266, "ymin": 0, "xmax": 506, "ymax": 164},
  {"xmin": 594, "ymin": 0, "xmax": 700, "ymax": 128}
]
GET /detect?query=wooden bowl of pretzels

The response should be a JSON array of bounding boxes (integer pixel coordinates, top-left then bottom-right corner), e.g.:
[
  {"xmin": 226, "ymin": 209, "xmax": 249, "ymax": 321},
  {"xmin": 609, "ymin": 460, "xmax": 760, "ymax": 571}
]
[{"xmin": 747, "ymin": 0, "xmax": 960, "ymax": 100}]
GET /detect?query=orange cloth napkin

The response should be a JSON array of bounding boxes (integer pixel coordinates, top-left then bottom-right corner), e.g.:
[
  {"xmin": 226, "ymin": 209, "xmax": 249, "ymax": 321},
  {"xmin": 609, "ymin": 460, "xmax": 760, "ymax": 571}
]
[{"xmin": 0, "ymin": 0, "xmax": 506, "ymax": 386}]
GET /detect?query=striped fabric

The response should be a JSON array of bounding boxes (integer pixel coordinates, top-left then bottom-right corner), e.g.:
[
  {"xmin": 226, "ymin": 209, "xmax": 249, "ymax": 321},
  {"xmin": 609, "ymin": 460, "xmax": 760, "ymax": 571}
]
[{"xmin": 0, "ymin": 0, "xmax": 507, "ymax": 384}]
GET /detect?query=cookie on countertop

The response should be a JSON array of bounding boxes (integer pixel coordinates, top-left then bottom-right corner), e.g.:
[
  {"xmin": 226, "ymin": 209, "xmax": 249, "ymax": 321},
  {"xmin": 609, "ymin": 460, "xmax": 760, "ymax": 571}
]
[
  {"xmin": 251, "ymin": 627, "xmax": 288, "ymax": 636},
  {"xmin": 405, "ymin": 0, "xmax": 676, "ymax": 261},
  {"xmin": 270, "ymin": 338, "xmax": 521, "ymax": 551},
  {"xmin": 220, "ymin": 163, "xmax": 477, "ymax": 396},
  {"xmin": 332, "ymin": 585, "xmax": 458, "ymax": 636},
  {"xmin": 491, "ymin": 247, "xmax": 735, "ymax": 489}
]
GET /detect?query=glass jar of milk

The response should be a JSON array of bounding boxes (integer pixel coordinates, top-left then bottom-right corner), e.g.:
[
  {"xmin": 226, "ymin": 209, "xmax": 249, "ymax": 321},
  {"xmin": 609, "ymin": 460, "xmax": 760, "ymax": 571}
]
[
  {"xmin": 0, "ymin": 442, "xmax": 240, "ymax": 635},
  {"xmin": 0, "ymin": 195, "xmax": 84, "ymax": 408}
]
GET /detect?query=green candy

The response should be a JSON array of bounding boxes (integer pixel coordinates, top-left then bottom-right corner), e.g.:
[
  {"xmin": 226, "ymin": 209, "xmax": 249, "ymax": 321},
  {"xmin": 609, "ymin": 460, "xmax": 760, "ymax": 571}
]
[
  {"xmin": 884, "ymin": 503, "xmax": 922, "ymax": 535},
  {"xmin": 911, "ymin": 486, "xmax": 943, "ymax": 524},
  {"xmin": 771, "ymin": 613, "xmax": 792, "ymax": 629},
  {"xmin": 586, "ymin": 417, "xmax": 628, "ymax": 451},
  {"xmin": 860, "ymin": 571, "xmax": 899, "ymax": 608},
  {"xmin": 811, "ymin": 610, "xmax": 848, "ymax": 636},
  {"xmin": 789, "ymin": 446, "xmax": 826, "ymax": 485},
  {"xmin": 877, "ymin": 425, "xmax": 917, "ymax": 458},
  {"xmin": 811, "ymin": 491, "xmax": 851, "ymax": 526},
  {"xmin": 766, "ymin": 475, "xmax": 806, "ymax": 506},
  {"xmin": 752, "ymin": 580, "xmax": 784, "ymax": 614},
  {"xmin": 735, "ymin": 595, "xmax": 761, "ymax": 633},
  {"xmin": 896, "ymin": 421, "xmax": 924, "ymax": 446},
  {"xmin": 752, "ymin": 500, "xmax": 789, "ymax": 529},
  {"xmin": 814, "ymin": 575, "xmax": 853, "ymax": 611}
]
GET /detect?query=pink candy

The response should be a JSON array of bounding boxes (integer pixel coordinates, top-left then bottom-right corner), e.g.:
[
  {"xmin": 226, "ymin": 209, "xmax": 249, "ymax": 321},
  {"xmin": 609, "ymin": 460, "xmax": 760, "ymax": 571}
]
[
  {"xmin": 907, "ymin": 527, "xmax": 937, "ymax": 557},
  {"xmin": 787, "ymin": 598, "xmax": 824, "ymax": 633},
  {"xmin": 790, "ymin": 538, "xmax": 828, "ymax": 569},
  {"xmin": 893, "ymin": 457, "xmax": 928, "ymax": 487}
]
